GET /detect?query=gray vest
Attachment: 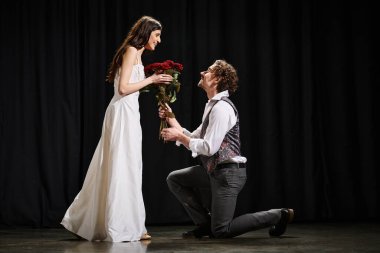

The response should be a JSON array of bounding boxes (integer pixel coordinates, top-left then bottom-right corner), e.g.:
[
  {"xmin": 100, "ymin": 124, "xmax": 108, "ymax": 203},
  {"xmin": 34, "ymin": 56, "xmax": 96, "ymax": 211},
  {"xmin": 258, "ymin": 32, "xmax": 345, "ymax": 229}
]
[{"xmin": 199, "ymin": 97, "xmax": 241, "ymax": 172}]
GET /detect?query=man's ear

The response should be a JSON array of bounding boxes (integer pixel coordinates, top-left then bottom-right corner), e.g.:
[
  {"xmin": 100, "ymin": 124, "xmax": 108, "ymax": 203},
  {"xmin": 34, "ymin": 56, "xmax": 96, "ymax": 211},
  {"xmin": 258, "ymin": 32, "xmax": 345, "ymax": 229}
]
[
  {"xmin": 210, "ymin": 77, "xmax": 219, "ymax": 89},
  {"xmin": 211, "ymin": 75, "xmax": 219, "ymax": 84},
  {"xmin": 210, "ymin": 81, "xmax": 219, "ymax": 91}
]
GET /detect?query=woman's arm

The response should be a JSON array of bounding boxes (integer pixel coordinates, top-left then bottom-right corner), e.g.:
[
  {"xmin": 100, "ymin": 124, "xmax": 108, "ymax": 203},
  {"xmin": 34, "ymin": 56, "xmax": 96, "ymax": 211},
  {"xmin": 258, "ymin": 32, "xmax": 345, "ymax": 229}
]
[{"xmin": 118, "ymin": 47, "xmax": 172, "ymax": 96}]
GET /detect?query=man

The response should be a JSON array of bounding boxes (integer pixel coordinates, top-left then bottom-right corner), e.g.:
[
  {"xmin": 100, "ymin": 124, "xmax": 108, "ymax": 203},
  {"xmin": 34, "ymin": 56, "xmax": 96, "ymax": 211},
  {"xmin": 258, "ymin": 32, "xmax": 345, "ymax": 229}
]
[{"xmin": 160, "ymin": 59, "xmax": 294, "ymax": 239}]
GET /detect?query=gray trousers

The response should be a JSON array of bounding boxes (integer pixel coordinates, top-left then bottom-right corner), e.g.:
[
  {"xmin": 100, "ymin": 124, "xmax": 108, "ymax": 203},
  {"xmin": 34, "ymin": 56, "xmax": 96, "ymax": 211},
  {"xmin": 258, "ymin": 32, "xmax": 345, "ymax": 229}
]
[{"xmin": 167, "ymin": 165, "xmax": 282, "ymax": 238}]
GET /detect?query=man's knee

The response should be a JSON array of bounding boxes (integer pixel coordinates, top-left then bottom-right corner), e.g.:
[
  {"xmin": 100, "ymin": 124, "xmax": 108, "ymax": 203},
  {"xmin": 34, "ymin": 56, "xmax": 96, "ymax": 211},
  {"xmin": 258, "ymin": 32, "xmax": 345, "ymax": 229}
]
[
  {"xmin": 166, "ymin": 170, "xmax": 180, "ymax": 191},
  {"xmin": 166, "ymin": 170, "xmax": 175, "ymax": 184}
]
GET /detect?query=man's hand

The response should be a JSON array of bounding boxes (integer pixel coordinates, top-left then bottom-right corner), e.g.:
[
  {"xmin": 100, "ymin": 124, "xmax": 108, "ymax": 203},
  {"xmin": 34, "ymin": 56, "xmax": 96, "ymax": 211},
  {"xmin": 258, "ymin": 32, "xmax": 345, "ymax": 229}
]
[
  {"xmin": 161, "ymin": 127, "xmax": 182, "ymax": 142},
  {"xmin": 158, "ymin": 103, "xmax": 184, "ymax": 136},
  {"xmin": 158, "ymin": 104, "xmax": 173, "ymax": 119}
]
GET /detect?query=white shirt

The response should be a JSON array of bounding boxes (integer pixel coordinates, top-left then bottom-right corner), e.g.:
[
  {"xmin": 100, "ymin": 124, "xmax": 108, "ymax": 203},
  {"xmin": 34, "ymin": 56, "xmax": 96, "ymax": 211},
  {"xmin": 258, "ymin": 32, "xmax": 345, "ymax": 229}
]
[{"xmin": 177, "ymin": 91, "xmax": 247, "ymax": 164}]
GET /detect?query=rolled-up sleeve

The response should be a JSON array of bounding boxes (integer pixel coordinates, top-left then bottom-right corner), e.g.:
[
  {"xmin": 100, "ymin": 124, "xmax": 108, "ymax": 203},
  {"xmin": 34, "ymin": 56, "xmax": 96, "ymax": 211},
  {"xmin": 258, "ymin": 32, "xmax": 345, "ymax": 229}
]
[
  {"xmin": 188, "ymin": 101, "xmax": 236, "ymax": 157},
  {"xmin": 175, "ymin": 125, "xmax": 202, "ymax": 148}
]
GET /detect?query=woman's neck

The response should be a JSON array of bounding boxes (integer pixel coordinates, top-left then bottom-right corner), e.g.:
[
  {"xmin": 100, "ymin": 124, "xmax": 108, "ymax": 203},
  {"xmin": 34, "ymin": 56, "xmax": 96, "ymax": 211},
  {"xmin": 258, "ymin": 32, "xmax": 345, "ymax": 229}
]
[{"xmin": 136, "ymin": 48, "xmax": 144, "ymax": 64}]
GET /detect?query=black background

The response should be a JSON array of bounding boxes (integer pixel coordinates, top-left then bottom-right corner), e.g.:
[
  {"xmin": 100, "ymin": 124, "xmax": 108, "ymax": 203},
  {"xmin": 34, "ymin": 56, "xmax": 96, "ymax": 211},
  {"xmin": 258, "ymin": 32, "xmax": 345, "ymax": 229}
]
[{"xmin": 0, "ymin": 0, "xmax": 378, "ymax": 227}]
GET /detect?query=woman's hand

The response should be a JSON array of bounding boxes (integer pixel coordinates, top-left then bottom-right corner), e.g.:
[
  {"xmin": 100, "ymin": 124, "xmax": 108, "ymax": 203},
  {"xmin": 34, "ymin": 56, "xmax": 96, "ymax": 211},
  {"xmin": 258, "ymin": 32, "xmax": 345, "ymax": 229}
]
[{"xmin": 149, "ymin": 73, "xmax": 173, "ymax": 85}]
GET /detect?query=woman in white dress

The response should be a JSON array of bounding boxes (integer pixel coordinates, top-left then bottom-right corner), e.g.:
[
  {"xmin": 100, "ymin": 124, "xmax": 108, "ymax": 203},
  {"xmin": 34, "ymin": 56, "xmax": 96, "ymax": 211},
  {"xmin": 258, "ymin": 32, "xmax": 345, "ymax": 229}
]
[{"xmin": 61, "ymin": 16, "xmax": 173, "ymax": 242}]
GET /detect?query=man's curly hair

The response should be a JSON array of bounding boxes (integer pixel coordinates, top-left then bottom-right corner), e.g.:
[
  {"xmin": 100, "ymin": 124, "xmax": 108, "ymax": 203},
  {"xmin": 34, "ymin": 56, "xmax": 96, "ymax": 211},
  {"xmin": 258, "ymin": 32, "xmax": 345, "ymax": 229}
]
[{"xmin": 211, "ymin": 60, "xmax": 239, "ymax": 94}]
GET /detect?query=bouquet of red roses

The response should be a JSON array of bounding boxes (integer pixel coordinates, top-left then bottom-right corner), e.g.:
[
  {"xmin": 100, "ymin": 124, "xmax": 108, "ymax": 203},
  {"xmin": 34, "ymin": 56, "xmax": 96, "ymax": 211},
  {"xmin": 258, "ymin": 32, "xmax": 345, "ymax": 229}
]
[{"xmin": 141, "ymin": 60, "xmax": 183, "ymax": 140}]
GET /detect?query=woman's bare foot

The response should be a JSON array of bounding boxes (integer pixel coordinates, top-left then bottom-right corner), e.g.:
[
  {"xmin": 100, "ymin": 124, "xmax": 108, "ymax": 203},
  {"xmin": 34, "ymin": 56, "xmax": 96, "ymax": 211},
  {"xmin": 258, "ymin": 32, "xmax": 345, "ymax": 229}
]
[{"xmin": 140, "ymin": 233, "xmax": 152, "ymax": 240}]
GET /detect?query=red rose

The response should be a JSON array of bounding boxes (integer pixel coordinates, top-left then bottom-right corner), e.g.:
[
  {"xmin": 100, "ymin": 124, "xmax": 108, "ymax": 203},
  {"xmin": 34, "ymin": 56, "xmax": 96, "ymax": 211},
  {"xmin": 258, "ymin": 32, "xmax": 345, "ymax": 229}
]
[
  {"xmin": 159, "ymin": 62, "xmax": 170, "ymax": 70},
  {"xmin": 140, "ymin": 59, "xmax": 183, "ymax": 141},
  {"xmin": 173, "ymin": 63, "xmax": 183, "ymax": 71}
]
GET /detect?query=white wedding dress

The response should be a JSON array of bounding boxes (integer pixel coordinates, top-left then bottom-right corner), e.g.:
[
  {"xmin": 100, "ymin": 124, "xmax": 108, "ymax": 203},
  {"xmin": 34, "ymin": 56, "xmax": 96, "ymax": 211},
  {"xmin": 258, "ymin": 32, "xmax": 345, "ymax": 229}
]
[{"xmin": 61, "ymin": 64, "xmax": 147, "ymax": 242}]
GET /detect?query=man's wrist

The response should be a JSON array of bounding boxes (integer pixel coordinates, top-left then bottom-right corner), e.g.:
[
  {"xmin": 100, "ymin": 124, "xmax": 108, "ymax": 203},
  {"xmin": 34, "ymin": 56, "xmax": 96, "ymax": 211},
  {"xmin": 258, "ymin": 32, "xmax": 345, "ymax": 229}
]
[
  {"xmin": 177, "ymin": 132, "xmax": 190, "ymax": 147},
  {"xmin": 166, "ymin": 111, "xmax": 175, "ymax": 118}
]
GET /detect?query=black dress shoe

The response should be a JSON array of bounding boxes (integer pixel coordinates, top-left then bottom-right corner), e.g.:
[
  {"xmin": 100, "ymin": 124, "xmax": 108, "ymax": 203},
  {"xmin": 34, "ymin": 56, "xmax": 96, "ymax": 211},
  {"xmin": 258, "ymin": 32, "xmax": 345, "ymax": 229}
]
[
  {"xmin": 269, "ymin": 208, "xmax": 294, "ymax": 237},
  {"xmin": 182, "ymin": 225, "xmax": 212, "ymax": 239}
]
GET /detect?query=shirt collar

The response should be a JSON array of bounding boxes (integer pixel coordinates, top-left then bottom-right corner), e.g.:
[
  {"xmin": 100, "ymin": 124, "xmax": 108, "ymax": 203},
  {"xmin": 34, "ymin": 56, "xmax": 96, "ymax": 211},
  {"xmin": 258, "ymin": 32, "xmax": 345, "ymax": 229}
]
[{"xmin": 209, "ymin": 90, "xmax": 229, "ymax": 102}]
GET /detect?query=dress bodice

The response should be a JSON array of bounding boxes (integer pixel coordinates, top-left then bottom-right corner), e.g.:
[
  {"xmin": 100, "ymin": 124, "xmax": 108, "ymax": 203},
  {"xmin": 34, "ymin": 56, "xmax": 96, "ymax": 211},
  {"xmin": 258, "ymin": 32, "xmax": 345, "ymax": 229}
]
[{"xmin": 113, "ymin": 64, "xmax": 145, "ymax": 99}]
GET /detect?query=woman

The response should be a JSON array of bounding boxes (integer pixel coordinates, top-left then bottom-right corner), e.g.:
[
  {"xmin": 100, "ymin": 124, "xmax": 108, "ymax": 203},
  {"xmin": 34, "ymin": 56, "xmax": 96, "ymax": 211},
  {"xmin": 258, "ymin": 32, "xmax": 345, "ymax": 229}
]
[{"xmin": 61, "ymin": 16, "xmax": 172, "ymax": 242}]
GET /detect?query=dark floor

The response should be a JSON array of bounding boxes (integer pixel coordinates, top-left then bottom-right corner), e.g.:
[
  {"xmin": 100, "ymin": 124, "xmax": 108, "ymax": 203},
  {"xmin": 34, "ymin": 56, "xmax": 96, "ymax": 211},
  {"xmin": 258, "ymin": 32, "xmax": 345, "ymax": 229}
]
[{"xmin": 1, "ymin": 223, "xmax": 379, "ymax": 253}]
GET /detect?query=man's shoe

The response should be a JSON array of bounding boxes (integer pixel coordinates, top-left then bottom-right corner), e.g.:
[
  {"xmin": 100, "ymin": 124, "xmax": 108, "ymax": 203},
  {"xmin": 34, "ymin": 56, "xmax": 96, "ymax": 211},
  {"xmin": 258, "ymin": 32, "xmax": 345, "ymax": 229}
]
[
  {"xmin": 182, "ymin": 225, "xmax": 212, "ymax": 239},
  {"xmin": 269, "ymin": 208, "xmax": 294, "ymax": 237}
]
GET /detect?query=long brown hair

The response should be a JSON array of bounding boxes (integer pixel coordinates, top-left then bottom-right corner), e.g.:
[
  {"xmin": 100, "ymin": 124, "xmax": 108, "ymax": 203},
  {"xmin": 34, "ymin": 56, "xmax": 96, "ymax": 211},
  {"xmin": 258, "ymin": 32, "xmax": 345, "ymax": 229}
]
[{"xmin": 106, "ymin": 16, "xmax": 162, "ymax": 83}]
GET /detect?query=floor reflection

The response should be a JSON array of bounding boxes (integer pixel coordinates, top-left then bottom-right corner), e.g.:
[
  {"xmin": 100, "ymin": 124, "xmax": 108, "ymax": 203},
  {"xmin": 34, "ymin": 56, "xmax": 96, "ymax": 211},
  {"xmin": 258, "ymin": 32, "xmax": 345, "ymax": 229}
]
[
  {"xmin": 64, "ymin": 240, "xmax": 150, "ymax": 253},
  {"xmin": 2, "ymin": 224, "xmax": 380, "ymax": 253}
]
